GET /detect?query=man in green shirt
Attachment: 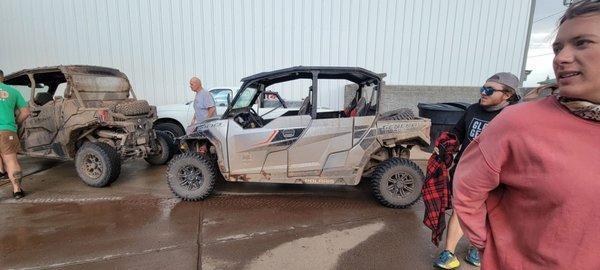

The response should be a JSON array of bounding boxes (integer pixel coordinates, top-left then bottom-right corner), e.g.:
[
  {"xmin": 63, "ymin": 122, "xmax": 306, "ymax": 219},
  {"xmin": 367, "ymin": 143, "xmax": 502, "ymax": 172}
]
[{"xmin": 0, "ymin": 69, "xmax": 31, "ymax": 199}]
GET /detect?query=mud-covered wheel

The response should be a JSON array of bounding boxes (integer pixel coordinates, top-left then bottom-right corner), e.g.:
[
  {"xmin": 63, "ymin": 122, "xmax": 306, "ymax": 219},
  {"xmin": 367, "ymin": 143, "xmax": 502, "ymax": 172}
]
[
  {"xmin": 370, "ymin": 157, "xmax": 424, "ymax": 208},
  {"xmin": 99, "ymin": 143, "xmax": 122, "ymax": 184},
  {"xmin": 166, "ymin": 152, "xmax": 217, "ymax": 201},
  {"xmin": 75, "ymin": 142, "xmax": 121, "ymax": 187},
  {"xmin": 145, "ymin": 131, "xmax": 175, "ymax": 165}
]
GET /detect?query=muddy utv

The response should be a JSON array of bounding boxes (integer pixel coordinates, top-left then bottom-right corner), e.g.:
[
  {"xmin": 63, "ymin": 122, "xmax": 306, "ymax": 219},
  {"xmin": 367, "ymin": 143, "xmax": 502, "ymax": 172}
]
[
  {"xmin": 4, "ymin": 65, "xmax": 173, "ymax": 187},
  {"xmin": 166, "ymin": 66, "xmax": 431, "ymax": 208}
]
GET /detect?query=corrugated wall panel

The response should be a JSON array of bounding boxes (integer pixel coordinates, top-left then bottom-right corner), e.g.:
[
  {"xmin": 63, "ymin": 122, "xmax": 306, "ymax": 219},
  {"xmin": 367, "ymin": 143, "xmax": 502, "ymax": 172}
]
[{"xmin": 0, "ymin": 0, "xmax": 534, "ymax": 110}]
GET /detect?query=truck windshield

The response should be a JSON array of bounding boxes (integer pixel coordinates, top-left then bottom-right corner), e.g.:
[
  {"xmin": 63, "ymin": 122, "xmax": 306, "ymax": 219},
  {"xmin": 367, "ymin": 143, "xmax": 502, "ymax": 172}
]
[{"xmin": 232, "ymin": 86, "xmax": 257, "ymax": 109}]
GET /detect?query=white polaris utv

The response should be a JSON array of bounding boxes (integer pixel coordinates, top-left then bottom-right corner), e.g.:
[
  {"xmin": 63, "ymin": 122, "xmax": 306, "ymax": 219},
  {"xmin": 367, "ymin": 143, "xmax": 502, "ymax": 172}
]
[{"xmin": 165, "ymin": 66, "xmax": 431, "ymax": 208}]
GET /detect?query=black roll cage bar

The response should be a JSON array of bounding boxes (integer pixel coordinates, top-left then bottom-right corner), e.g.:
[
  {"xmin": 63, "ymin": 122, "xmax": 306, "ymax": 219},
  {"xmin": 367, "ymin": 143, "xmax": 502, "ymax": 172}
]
[{"xmin": 223, "ymin": 67, "xmax": 385, "ymax": 119}]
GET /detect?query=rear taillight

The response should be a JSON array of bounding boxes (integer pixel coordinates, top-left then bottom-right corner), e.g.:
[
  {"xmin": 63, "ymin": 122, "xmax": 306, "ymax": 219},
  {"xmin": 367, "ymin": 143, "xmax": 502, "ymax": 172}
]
[{"xmin": 97, "ymin": 109, "xmax": 109, "ymax": 123}]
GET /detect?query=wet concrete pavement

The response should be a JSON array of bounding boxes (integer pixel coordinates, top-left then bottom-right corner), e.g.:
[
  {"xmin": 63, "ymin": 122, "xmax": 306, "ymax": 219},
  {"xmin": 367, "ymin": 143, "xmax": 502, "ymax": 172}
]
[{"xmin": 1, "ymin": 158, "xmax": 477, "ymax": 270}]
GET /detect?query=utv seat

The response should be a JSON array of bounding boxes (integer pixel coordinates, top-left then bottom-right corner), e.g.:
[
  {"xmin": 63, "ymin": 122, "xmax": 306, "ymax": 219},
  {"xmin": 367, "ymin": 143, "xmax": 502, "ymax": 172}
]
[
  {"xmin": 355, "ymin": 97, "xmax": 368, "ymax": 116},
  {"xmin": 298, "ymin": 96, "xmax": 311, "ymax": 115},
  {"xmin": 346, "ymin": 97, "xmax": 367, "ymax": 117},
  {"xmin": 34, "ymin": 92, "xmax": 54, "ymax": 106}
]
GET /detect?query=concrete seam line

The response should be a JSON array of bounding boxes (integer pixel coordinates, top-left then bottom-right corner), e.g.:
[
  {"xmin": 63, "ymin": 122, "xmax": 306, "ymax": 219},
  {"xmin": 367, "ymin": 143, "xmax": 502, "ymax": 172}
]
[
  {"xmin": 0, "ymin": 196, "xmax": 125, "ymax": 204},
  {"xmin": 13, "ymin": 244, "xmax": 194, "ymax": 270},
  {"xmin": 0, "ymin": 197, "xmax": 181, "ymax": 205},
  {"xmin": 203, "ymin": 216, "xmax": 385, "ymax": 246}
]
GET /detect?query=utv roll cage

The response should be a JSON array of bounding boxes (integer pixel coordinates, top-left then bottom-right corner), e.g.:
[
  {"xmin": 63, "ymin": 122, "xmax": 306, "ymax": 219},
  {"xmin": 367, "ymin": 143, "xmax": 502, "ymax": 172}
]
[
  {"xmin": 4, "ymin": 65, "xmax": 136, "ymax": 108},
  {"xmin": 224, "ymin": 66, "xmax": 386, "ymax": 119}
]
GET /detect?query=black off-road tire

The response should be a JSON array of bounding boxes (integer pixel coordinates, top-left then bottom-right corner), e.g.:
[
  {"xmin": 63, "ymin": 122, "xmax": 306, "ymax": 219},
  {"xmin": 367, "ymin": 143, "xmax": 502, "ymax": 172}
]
[
  {"xmin": 370, "ymin": 157, "xmax": 425, "ymax": 208},
  {"xmin": 166, "ymin": 152, "xmax": 217, "ymax": 201},
  {"xmin": 379, "ymin": 108, "xmax": 416, "ymax": 121},
  {"xmin": 145, "ymin": 130, "xmax": 175, "ymax": 165},
  {"xmin": 96, "ymin": 143, "xmax": 122, "ymax": 184},
  {"xmin": 75, "ymin": 142, "xmax": 121, "ymax": 187},
  {"xmin": 115, "ymin": 100, "xmax": 152, "ymax": 116},
  {"xmin": 203, "ymin": 153, "xmax": 224, "ymax": 182}
]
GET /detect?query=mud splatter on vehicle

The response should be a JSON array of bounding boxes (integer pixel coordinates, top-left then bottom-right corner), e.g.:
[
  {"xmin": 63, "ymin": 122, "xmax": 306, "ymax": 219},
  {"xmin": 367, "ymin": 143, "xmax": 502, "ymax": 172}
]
[
  {"xmin": 166, "ymin": 66, "xmax": 430, "ymax": 208},
  {"xmin": 4, "ymin": 65, "xmax": 174, "ymax": 187}
]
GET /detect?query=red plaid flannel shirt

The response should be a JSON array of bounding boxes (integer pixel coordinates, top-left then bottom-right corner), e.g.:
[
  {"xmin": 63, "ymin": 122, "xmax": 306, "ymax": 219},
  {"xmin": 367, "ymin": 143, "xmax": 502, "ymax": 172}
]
[{"xmin": 421, "ymin": 132, "xmax": 460, "ymax": 246}]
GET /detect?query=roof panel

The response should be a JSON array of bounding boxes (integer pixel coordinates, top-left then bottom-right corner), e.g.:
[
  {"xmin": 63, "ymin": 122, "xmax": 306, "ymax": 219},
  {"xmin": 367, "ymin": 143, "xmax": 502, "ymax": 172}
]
[{"xmin": 241, "ymin": 66, "xmax": 384, "ymax": 86}]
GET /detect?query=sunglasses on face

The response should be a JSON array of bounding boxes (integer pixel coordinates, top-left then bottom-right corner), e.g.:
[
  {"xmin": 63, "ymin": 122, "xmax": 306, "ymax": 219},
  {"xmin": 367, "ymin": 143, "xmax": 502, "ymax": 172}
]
[{"xmin": 480, "ymin": 86, "xmax": 504, "ymax": 96}]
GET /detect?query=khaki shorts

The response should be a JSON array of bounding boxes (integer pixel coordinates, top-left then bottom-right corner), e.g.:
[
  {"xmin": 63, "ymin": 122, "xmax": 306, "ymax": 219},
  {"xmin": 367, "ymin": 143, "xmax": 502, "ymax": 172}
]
[{"xmin": 0, "ymin": 131, "xmax": 21, "ymax": 155}]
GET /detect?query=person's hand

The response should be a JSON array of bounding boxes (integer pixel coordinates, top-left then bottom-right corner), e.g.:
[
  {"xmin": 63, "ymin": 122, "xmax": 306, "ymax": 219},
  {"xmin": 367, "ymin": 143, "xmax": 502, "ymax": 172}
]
[
  {"xmin": 17, "ymin": 125, "xmax": 25, "ymax": 138},
  {"xmin": 435, "ymin": 132, "xmax": 459, "ymax": 152}
]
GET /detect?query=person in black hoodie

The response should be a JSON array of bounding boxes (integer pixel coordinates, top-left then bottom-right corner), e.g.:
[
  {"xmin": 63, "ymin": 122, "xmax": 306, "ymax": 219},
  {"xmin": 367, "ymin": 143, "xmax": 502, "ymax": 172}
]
[{"xmin": 434, "ymin": 72, "xmax": 520, "ymax": 269}]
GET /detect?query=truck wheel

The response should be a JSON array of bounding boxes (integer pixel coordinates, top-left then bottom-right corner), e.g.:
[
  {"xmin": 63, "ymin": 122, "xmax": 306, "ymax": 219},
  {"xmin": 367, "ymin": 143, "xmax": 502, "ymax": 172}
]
[
  {"xmin": 154, "ymin": 122, "xmax": 184, "ymax": 143},
  {"xmin": 166, "ymin": 152, "xmax": 216, "ymax": 201},
  {"xmin": 75, "ymin": 142, "xmax": 121, "ymax": 187},
  {"xmin": 370, "ymin": 157, "xmax": 424, "ymax": 208},
  {"xmin": 145, "ymin": 131, "xmax": 174, "ymax": 165}
]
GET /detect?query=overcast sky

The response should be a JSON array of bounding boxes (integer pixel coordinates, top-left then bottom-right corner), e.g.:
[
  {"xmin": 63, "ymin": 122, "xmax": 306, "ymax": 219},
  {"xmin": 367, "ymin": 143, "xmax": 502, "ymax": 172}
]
[{"xmin": 523, "ymin": 0, "xmax": 568, "ymax": 86}]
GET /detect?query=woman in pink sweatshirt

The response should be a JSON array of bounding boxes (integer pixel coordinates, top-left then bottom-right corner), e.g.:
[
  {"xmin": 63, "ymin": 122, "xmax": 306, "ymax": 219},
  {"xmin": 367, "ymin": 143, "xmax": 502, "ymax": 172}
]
[{"xmin": 453, "ymin": 1, "xmax": 600, "ymax": 269}]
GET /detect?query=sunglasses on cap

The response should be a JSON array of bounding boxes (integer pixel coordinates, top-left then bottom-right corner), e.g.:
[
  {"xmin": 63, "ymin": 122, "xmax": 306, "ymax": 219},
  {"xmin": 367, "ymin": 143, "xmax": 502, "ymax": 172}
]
[{"xmin": 480, "ymin": 86, "xmax": 505, "ymax": 96}]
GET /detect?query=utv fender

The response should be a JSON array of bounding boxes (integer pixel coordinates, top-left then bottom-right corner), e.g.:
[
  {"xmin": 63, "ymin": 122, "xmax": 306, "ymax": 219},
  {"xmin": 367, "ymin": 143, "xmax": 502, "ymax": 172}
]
[
  {"xmin": 356, "ymin": 136, "xmax": 428, "ymax": 182},
  {"xmin": 377, "ymin": 136, "xmax": 429, "ymax": 149},
  {"xmin": 177, "ymin": 131, "xmax": 227, "ymax": 173}
]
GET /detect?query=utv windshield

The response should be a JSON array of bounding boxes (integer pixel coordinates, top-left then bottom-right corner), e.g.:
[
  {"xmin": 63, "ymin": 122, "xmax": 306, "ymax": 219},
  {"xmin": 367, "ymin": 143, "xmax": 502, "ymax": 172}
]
[{"xmin": 232, "ymin": 86, "xmax": 258, "ymax": 109}]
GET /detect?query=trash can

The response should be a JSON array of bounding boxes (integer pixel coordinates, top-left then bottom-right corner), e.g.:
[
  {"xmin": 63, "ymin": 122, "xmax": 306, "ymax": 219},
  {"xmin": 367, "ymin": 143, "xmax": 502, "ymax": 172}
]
[{"xmin": 417, "ymin": 102, "xmax": 470, "ymax": 151}]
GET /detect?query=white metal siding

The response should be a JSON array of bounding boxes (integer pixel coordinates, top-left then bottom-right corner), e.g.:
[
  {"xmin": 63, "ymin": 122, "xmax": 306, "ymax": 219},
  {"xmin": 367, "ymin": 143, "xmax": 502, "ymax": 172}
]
[{"xmin": 0, "ymin": 0, "xmax": 534, "ymax": 109}]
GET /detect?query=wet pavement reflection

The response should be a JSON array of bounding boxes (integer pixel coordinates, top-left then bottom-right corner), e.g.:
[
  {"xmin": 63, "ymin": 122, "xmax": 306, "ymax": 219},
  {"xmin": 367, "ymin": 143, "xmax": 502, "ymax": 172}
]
[{"xmin": 0, "ymin": 158, "xmax": 475, "ymax": 270}]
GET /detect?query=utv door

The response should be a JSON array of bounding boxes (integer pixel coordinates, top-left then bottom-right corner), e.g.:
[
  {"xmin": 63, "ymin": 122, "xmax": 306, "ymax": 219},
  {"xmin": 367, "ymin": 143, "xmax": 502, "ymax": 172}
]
[
  {"xmin": 226, "ymin": 115, "xmax": 311, "ymax": 180},
  {"xmin": 286, "ymin": 117, "xmax": 354, "ymax": 177},
  {"xmin": 20, "ymin": 76, "xmax": 61, "ymax": 157},
  {"xmin": 286, "ymin": 80, "xmax": 378, "ymax": 180}
]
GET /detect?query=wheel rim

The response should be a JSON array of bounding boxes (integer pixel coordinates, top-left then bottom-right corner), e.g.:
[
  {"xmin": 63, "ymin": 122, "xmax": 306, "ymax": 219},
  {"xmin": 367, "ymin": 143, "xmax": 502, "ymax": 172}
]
[
  {"xmin": 83, "ymin": 153, "xmax": 103, "ymax": 179},
  {"xmin": 387, "ymin": 172, "xmax": 415, "ymax": 198},
  {"xmin": 162, "ymin": 131, "xmax": 177, "ymax": 143},
  {"xmin": 178, "ymin": 165, "xmax": 204, "ymax": 190}
]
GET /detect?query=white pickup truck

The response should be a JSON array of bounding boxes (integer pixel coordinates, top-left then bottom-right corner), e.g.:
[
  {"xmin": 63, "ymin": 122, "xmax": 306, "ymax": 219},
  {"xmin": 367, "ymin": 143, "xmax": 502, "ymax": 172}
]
[{"xmin": 154, "ymin": 87, "xmax": 305, "ymax": 139}]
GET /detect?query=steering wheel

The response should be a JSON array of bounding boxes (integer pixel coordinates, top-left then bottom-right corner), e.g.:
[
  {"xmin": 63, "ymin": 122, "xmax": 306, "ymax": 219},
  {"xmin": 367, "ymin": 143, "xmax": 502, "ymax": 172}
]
[{"xmin": 233, "ymin": 107, "xmax": 264, "ymax": 128}]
